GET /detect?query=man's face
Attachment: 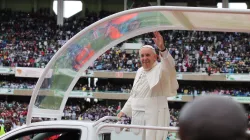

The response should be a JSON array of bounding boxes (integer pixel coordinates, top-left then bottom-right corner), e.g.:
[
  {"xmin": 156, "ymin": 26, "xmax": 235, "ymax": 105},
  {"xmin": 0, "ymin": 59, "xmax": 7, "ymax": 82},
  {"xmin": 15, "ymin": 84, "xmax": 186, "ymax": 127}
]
[{"xmin": 139, "ymin": 48, "xmax": 157, "ymax": 71}]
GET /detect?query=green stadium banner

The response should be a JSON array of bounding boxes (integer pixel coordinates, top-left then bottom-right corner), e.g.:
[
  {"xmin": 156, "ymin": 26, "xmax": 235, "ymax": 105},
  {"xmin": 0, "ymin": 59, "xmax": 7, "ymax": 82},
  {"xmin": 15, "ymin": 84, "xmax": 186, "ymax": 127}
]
[
  {"xmin": 226, "ymin": 74, "xmax": 250, "ymax": 81},
  {"xmin": 0, "ymin": 88, "xmax": 14, "ymax": 94},
  {"xmin": 0, "ymin": 67, "xmax": 15, "ymax": 74}
]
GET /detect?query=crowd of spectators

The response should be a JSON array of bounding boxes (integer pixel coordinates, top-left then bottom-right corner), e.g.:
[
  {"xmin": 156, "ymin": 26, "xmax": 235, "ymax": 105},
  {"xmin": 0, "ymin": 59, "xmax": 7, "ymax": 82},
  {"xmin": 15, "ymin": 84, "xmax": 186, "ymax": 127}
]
[
  {"xmin": 0, "ymin": 77, "xmax": 133, "ymax": 92},
  {"xmin": 1, "ymin": 9, "xmax": 250, "ymax": 74},
  {"xmin": 1, "ymin": 76, "xmax": 250, "ymax": 97},
  {"xmin": 63, "ymin": 103, "xmax": 118, "ymax": 121},
  {"xmin": 0, "ymin": 101, "xmax": 28, "ymax": 131},
  {"xmin": 0, "ymin": 8, "xmax": 109, "ymax": 68},
  {"xmin": 162, "ymin": 31, "xmax": 250, "ymax": 74},
  {"xmin": 71, "ymin": 104, "xmax": 131, "ymax": 124},
  {"xmin": 0, "ymin": 99, "xmax": 178, "ymax": 138},
  {"xmin": 6, "ymin": 99, "xmax": 249, "ymax": 135},
  {"xmin": 0, "ymin": 100, "xmax": 181, "ymax": 134},
  {"xmin": 169, "ymin": 108, "xmax": 180, "ymax": 127},
  {"xmin": 73, "ymin": 79, "xmax": 133, "ymax": 93},
  {"xmin": 0, "ymin": 81, "xmax": 35, "ymax": 89},
  {"xmin": 178, "ymin": 86, "xmax": 250, "ymax": 96},
  {"xmin": 92, "ymin": 47, "xmax": 141, "ymax": 72},
  {"xmin": 178, "ymin": 81, "xmax": 250, "ymax": 96},
  {"xmin": 0, "ymin": 100, "xmax": 130, "ymax": 133},
  {"xmin": 91, "ymin": 30, "xmax": 250, "ymax": 73}
]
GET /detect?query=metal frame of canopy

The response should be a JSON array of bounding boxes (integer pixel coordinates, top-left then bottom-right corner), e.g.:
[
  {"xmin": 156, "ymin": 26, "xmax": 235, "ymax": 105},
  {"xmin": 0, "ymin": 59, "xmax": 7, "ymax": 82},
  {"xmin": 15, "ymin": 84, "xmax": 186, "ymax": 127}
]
[{"xmin": 26, "ymin": 6, "xmax": 250, "ymax": 125}]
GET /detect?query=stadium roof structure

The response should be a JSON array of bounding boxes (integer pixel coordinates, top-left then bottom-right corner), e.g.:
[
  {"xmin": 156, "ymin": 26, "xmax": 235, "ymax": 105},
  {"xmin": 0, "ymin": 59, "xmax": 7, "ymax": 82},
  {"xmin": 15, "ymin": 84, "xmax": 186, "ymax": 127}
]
[{"xmin": 26, "ymin": 6, "xmax": 250, "ymax": 125}]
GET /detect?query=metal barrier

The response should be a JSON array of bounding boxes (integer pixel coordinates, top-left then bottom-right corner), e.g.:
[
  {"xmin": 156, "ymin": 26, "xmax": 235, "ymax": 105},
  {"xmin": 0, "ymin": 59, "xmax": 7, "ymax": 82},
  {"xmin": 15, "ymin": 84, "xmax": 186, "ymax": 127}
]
[
  {"xmin": 96, "ymin": 123, "xmax": 179, "ymax": 135},
  {"xmin": 94, "ymin": 116, "xmax": 250, "ymax": 139}
]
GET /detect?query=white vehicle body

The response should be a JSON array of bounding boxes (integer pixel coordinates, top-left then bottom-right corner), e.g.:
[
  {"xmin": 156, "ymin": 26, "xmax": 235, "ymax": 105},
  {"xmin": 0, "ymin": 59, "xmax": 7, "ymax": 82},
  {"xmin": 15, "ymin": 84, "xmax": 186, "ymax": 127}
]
[{"xmin": 0, "ymin": 116, "xmax": 178, "ymax": 140}]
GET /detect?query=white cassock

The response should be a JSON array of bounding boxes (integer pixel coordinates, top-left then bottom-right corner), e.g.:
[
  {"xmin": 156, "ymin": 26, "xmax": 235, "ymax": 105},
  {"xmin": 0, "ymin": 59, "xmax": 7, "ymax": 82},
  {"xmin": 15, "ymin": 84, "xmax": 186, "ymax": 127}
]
[{"xmin": 121, "ymin": 50, "xmax": 179, "ymax": 140}]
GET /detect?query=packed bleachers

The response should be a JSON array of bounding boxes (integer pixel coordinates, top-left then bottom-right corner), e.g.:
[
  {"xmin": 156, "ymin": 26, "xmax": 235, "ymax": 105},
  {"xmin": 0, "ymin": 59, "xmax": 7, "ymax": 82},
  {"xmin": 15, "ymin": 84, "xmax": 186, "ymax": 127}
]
[
  {"xmin": 1, "ymin": 9, "xmax": 250, "ymax": 73},
  {"xmin": 0, "ymin": 99, "xmax": 181, "ymax": 133},
  {"xmin": 0, "ymin": 8, "xmax": 103, "ymax": 68},
  {"xmin": 0, "ymin": 100, "xmax": 131, "ymax": 133},
  {"xmin": 1, "ymin": 75, "xmax": 250, "ymax": 96},
  {"xmin": 90, "ymin": 30, "xmax": 250, "ymax": 73},
  {"xmin": 1, "ymin": 99, "xmax": 248, "ymax": 133},
  {"xmin": 91, "ymin": 47, "xmax": 141, "ymax": 72},
  {"xmin": 0, "ymin": 76, "xmax": 36, "ymax": 89}
]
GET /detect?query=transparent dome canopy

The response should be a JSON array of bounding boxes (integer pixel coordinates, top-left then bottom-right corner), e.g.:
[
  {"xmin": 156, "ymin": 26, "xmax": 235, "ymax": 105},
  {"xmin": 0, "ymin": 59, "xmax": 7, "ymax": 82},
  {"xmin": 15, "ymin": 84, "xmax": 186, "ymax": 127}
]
[{"xmin": 26, "ymin": 6, "xmax": 250, "ymax": 124}]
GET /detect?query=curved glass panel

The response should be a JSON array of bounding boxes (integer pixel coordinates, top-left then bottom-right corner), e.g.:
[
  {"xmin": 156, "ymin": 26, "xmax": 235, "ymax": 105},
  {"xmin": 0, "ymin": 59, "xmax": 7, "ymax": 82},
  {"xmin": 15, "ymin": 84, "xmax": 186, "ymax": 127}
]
[{"xmin": 34, "ymin": 11, "xmax": 174, "ymax": 110}]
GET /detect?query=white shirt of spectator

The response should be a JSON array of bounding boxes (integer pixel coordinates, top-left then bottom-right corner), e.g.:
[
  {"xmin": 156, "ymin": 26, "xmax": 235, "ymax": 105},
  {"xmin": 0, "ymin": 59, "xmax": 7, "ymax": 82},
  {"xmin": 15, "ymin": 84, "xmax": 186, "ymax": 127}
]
[
  {"xmin": 194, "ymin": 90, "xmax": 198, "ymax": 96},
  {"xmin": 218, "ymin": 50, "xmax": 224, "ymax": 55},
  {"xmin": 202, "ymin": 90, "xmax": 206, "ymax": 95},
  {"xmin": 183, "ymin": 65, "xmax": 187, "ymax": 72},
  {"xmin": 200, "ymin": 46, "xmax": 204, "ymax": 52}
]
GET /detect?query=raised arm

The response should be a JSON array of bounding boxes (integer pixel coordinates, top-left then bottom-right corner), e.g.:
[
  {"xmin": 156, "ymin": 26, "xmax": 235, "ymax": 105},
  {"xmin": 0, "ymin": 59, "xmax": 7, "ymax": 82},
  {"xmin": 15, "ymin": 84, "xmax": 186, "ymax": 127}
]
[
  {"xmin": 152, "ymin": 32, "xmax": 178, "ymax": 95},
  {"xmin": 152, "ymin": 32, "xmax": 175, "ymax": 72}
]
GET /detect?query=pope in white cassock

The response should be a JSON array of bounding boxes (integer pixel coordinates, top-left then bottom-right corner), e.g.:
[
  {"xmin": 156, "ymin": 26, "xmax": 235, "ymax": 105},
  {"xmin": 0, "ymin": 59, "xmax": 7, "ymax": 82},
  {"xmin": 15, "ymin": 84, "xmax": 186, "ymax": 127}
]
[{"xmin": 117, "ymin": 32, "xmax": 179, "ymax": 140}]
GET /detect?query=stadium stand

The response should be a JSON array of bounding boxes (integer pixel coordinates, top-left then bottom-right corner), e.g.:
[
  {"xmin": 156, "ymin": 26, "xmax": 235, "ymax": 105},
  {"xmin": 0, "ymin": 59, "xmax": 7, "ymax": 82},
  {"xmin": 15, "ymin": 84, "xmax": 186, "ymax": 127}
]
[
  {"xmin": 1, "ymin": 9, "xmax": 250, "ymax": 73},
  {"xmin": 1, "ymin": 3, "xmax": 250, "ymax": 139}
]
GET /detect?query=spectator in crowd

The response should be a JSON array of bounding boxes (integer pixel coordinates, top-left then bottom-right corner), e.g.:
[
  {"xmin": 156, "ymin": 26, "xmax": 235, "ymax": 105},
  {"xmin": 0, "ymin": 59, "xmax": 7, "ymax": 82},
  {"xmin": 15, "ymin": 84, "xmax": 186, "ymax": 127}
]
[
  {"xmin": 169, "ymin": 108, "xmax": 179, "ymax": 127},
  {"xmin": 0, "ymin": 120, "xmax": 5, "ymax": 136},
  {"xmin": 178, "ymin": 95, "xmax": 248, "ymax": 140},
  {"xmin": 4, "ymin": 120, "xmax": 12, "ymax": 133}
]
